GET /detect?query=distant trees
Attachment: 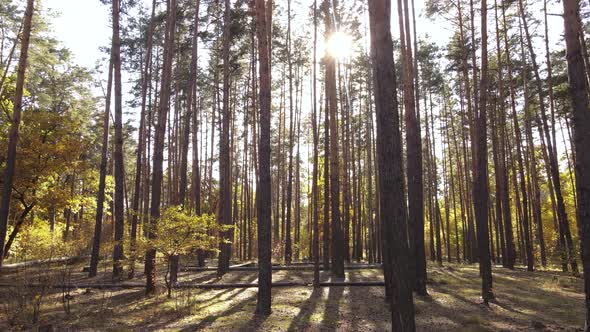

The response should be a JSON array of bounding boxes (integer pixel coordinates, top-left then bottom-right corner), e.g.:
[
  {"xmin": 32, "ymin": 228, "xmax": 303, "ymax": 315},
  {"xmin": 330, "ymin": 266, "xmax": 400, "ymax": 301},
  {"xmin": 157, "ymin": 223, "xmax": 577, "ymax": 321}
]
[{"xmin": 3, "ymin": 0, "xmax": 590, "ymax": 327}]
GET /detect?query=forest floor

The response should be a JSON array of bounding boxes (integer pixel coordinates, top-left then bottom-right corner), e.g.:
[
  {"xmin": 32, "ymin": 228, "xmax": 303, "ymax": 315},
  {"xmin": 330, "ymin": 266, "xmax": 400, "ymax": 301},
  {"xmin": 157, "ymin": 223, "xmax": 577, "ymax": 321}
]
[{"xmin": 0, "ymin": 259, "xmax": 584, "ymax": 331}]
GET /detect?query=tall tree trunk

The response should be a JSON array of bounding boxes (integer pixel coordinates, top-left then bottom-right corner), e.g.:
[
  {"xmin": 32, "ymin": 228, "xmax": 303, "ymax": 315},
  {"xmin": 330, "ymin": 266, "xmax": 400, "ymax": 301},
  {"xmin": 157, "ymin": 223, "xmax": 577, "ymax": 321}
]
[
  {"xmin": 501, "ymin": 0, "xmax": 524, "ymax": 270},
  {"xmin": 191, "ymin": 0, "xmax": 204, "ymax": 267},
  {"xmin": 254, "ymin": 0, "xmax": 272, "ymax": 316},
  {"xmin": 518, "ymin": 21, "xmax": 536, "ymax": 271},
  {"xmin": 323, "ymin": 76, "xmax": 330, "ymax": 271},
  {"xmin": 561, "ymin": 0, "xmax": 590, "ymax": 328},
  {"xmin": 368, "ymin": 1, "xmax": 415, "ymax": 329},
  {"xmin": 217, "ymin": 0, "xmax": 233, "ymax": 276},
  {"xmin": 0, "ymin": 0, "xmax": 34, "ymax": 269},
  {"xmin": 397, "ymin": 0, "xmax": 425, "ymax": 291},
  {"xmin": 180, "ymin": 0, "xmax": 201, "ymax": 208},
  {"xmin": 474, "ymin": 0, "xmax": 494, "ymax": 304},
  {"xmin": 89, "ymin": 54, "xmax": 113, "ymax": 278},
  {"xmin": 429, "ymin": 95, "xmax": 443, "ymax": 266},
  {"xmin": 457, "ymin": 0, "xmax": 476, "ymax": 263},
  {"xmin": 129, "ymin": 0, "xmax": 157, "ymax": 280},
  {"xmin": 284, "ymin": 0, "xmax": 294, "ymax": 265},
  {"xmin": 519, "ymin": 0, "xmax": 577, "ymax": 274},
  {"xmin": 340, "ymin": 65, "xmax": 351, "ymax": 263},
  {"xmin": 112, "ymin": 0, "xmax": 126, "ymax": 280},
  {"xmin": 146, "ymin": 0, "xmax": 177, "ymax": 295},
  {"xmin": 323, "ymin": 0, "xmax": 344, "ymax": 279},
  {"xmin": 312, "ymin": 0, "xmax": 320, "ymax": 285},
  {"xmin": 494, "ymin": 0, "xmax": 515, "ymax": 269}
]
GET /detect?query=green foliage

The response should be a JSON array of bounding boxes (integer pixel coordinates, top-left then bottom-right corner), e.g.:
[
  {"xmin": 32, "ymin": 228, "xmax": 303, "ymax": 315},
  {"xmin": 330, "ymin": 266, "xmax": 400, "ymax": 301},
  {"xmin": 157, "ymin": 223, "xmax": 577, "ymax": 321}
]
[
  {"xmin": 10, "ymin": 217, "xmax": 81, "ymax": 262},
  {"xmin": 139, "ymin": 207, "xmax": 222, "ymax": 258}
]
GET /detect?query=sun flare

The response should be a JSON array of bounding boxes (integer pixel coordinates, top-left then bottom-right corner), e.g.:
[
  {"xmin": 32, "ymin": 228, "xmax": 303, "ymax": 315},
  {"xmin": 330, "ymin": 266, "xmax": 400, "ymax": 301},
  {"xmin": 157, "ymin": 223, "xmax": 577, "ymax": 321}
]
[{"xmin": 325, "ymin": 31, "xmax": 354, "ymax": 60}]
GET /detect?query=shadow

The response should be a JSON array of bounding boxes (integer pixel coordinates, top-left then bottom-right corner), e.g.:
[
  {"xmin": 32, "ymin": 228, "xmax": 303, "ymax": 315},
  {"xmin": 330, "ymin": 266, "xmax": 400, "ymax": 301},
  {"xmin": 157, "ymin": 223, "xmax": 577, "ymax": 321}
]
[
  {"xmin": 321, "ymin": 279, "xmax": 344, "ymax": 331},
  {"xmin": 490, "ymin": 298, "xmax": 528, "ymax": 316},
  {"xmin": 286, "ymin": 287, "xmax": 322, "ymax": 332},
  {"xmin": 190, "ymin": 274, "xmax": 258, "ymax": 312},
  {"xmin": 78, "ymin": 288, "xmax": 146, "ymax": 307},
  {"xmin": 238, "ymin": 311, "xmax": 270, "ymax": 332},
  {"xmin": 347, "ymin": 281, "xmax": 390, "ymax": 331},
  {"xmin": 179, "ymin": 293, "xmax": 257, "ymax": 331},
  {"xmin": 176, "ymin": 271, "xmax": 218, "ymax": 284},
  {"xmin": 424, "ymin": 293, "xmax": 493, "ymax": 331},
  {"xmin": 435, "ymin": 285, "xmax": 482, "ymax": 307}
]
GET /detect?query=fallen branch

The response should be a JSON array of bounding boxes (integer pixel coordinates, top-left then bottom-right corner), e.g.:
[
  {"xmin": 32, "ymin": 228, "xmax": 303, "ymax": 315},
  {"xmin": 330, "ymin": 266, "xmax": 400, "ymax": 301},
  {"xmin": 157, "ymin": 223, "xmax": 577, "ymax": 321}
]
[
  {"xmin": 182, "ymin": 263, "xmax": 382, "ymax": 272},
  {"xmin": 2, "ymin": 255, "xmax": 88, "ymax": 270},
  {"xmin": 0, "ymin": 280, "xmax": 385, "ymax": 289}
]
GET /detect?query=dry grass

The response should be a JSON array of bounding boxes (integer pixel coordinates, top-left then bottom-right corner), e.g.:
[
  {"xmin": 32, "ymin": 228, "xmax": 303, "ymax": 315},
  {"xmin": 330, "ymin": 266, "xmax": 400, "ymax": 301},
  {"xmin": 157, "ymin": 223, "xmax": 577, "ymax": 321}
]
[{"xmin": 0, "ymin": 260, "xmax": 584, "ymax": 331}]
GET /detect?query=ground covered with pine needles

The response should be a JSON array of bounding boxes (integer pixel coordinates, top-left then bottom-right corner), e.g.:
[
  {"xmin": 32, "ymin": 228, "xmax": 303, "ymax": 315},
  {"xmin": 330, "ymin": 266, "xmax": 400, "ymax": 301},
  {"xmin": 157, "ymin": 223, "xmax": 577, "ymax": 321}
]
[{"xmin": 0, "ymin": 261, "xmax": 584, "ymax": 331}]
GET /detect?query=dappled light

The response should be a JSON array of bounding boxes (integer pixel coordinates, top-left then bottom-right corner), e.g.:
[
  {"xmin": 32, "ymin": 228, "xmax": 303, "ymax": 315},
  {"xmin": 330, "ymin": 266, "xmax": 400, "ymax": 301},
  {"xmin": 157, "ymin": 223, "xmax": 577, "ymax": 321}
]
[{"xmin": 0, "ymin": 0, "xmax": 589, "ymax": 330}]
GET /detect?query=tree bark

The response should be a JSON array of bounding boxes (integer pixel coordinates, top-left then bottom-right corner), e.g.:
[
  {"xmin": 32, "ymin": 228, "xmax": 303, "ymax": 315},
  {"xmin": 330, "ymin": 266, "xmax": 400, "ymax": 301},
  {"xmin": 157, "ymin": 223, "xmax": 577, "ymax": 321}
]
[
  {"xmin": 561, "ymin": 0, "xmax": 590, "ymax": 328},
  {"xmin": 474, "ymin": 0, "xmax": 494, "ymax": 304},
  {"xmin": 111, "ymin": 0, "xmax": 126, "ymax": 280},
  {"xmin": 254, "ymin": 0, "xmax": 272, "ymax": 316},
  {"xmin": 89, "ymin": 53, "xmax": 113, "ymax": 278},
  {"xmin": 310, "ymin": 0, "xmax": 320, "ymax": 282},
  {"xmin": 368, "ymin": 0, "xmax": 415, "ymax": 329},
  {"xmin": 284, "ymin": 0, "xmax": 294, "ymax": 265},
  {"xmin": 323, "ymin": 0, "xmax": 344, "ymax": 279},
  {"xmin": 0, "ymin": 0, "xmax": 34, "ymax": 269},
  {"xmin": 217, "ymin": 0, "xmax": 233, "ymax": 276},
  {"xmin": 146, "ymin": 0, "xmax": 177, "ymax": 295}
]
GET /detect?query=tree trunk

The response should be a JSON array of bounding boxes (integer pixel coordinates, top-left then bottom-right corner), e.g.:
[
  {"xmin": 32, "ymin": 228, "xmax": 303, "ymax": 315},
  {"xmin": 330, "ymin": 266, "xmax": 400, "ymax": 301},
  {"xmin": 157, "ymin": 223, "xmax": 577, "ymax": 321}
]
[
  {"xmin": 368, "ymin": 0, "xmax": 415, "ymax": 329},
  {"xmin": 89, "ymin": 53, "xmax": 114, "ymax": 278},
  {"xmin": 323, "ymin": 73, "xmax": 330, "ymax": 271},
  {"xmin": 561, "ymin": 0, "xmax": 590, "ymax": 328},
  {"xmin": 146, "ymin": 0, "xmax": 177, "ymax": 295},
  {"xmin": 284, "ymin": 0, "xmax": 294, "ymax": 265},
  {"xmin": 111, "ymin": 0, "xmax": 126, "ymax": 280},
  {"xmin": 323, "ymin": 0, "xmax": 344, "ymax": 279},
  {"xmin": 474, "ymin": 0, "xmax": 494, "ymax": 304},
  {"xmin": 312, "ymin": 0, "xmax": 320, "ymax": 285},
  {"xmin": 0, "ymin": 0, "xmax": 34, "ymax": 269},
  {"xmin": 519, "ymin": 0, "xmax": 577, "ymax": 274},
  {"xmin": 254, "ymin": 0, "xmax": 272, "ymax": 316},
  {"xmin": 217, "ymin": 0, "xmax": 233, "ymax": 276},
  {"xmin": 3, "ymin": 202, "xmax": 34, "ymax": 259},
  {"xmin": 191, "ymin": 0, "xmax": 204, "ymax": 267}
]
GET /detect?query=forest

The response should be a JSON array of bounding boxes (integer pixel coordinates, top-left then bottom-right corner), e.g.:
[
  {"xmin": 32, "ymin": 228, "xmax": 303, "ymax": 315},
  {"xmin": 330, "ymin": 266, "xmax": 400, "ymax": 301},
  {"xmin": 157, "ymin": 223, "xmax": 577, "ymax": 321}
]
[{"xmin": 0, "ymin": 0, "xmax": 590, "ymax": 330}]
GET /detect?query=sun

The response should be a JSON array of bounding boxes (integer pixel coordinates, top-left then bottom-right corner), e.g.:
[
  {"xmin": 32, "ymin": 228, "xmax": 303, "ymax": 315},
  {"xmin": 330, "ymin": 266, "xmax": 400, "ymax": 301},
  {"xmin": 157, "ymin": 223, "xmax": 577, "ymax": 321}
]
[{"xmin": 325, "ymin": 31, "xmax": 354, "ymax": 60}]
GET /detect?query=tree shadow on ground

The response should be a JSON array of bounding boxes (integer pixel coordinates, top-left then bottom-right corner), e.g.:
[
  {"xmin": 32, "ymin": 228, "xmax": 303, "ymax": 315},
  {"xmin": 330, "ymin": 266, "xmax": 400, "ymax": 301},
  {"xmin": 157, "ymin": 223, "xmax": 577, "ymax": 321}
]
[
  {"xmin": 321, "ymin": 279, "xmax": 344, "ymax": 331},
  {"xmin": 189, "ymin": 274, "xmax": 258, "ymax": 312},
  {"xmin": 178, "ymin": 292, "xmax": 257, "ymax": 331},
  {"xmin": 238, "ymin": 309, "xmax": 270, "ymax": 332},
  {"xmin": 347, "ymin": 283, "xmax": 390, "ymax": 331},
  {"xmin": 286, "ymin": 287, "xmax": 322, "ymax": 332}
]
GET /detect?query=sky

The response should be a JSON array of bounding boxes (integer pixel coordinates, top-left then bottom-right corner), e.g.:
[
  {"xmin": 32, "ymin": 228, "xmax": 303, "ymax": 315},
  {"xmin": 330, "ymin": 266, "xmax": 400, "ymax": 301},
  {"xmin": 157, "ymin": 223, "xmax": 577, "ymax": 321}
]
[
  {"xmin": 44, "ymin": 0, "xmax": 112, "ymax": 70},
  {"xmin": 40, "ymin": 0, "xmax": 570, "ymax": 172},
  {"xmin": 42, "ymin": 0, "xmax": 565, "ymax": 81}
]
